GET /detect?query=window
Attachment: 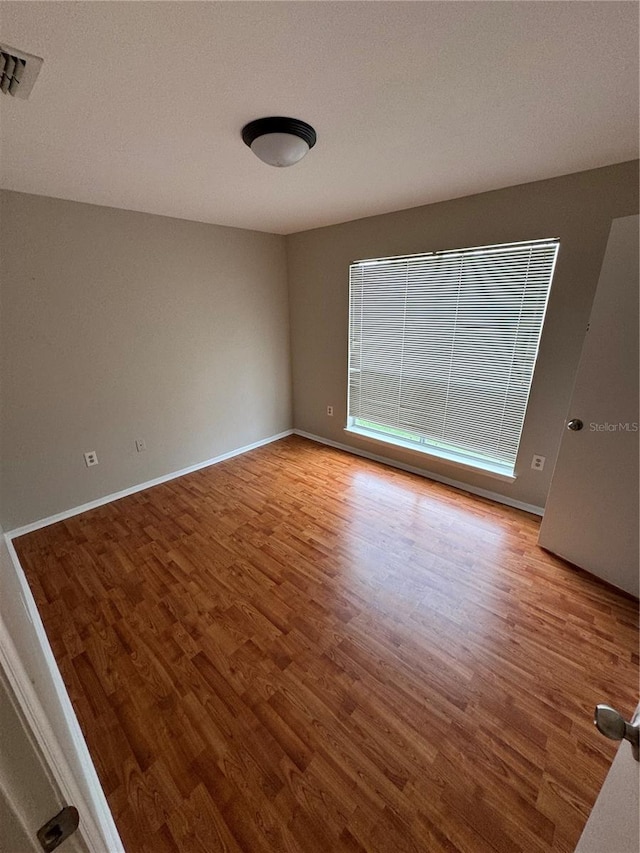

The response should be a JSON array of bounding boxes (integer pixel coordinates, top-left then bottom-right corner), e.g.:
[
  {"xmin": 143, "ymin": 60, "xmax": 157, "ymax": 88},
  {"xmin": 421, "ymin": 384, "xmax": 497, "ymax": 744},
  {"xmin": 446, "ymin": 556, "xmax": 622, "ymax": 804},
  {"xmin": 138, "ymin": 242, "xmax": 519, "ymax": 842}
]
[{"xmin": 347, "ymin": 238, "xmax": 559, "ymax": 478}]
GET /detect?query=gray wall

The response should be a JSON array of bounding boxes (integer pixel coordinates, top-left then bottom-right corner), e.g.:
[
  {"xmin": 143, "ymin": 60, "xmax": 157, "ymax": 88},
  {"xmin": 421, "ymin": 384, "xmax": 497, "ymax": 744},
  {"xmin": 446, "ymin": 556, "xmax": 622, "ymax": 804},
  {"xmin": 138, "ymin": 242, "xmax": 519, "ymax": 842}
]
[
  {"xmin": 1, "ymin": 163, "xmax": 638, "ymax": 528},
  {"xmin": 0, "ymin": 191, "xmax": 291, "ymax": 530},
  {"xmin": 286, "ymin": 161, "xmax": 639, "ymax": 509}
]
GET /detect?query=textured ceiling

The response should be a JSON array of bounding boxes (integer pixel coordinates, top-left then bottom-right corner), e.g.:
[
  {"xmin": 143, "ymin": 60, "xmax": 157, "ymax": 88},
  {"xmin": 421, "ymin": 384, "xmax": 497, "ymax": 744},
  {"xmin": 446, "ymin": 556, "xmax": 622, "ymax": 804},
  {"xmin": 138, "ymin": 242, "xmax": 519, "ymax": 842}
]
[{"xmin": 0, "ymin": 1, "xmax": 638, "ymax": 234}]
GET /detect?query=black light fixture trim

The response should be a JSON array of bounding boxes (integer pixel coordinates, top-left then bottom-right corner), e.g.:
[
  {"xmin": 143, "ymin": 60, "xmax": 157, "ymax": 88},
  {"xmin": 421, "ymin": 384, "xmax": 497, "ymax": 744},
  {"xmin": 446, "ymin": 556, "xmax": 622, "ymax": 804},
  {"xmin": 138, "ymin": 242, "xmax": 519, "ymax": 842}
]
[{"xmin": 241, "ymin": 116, "xmax": 317, "ymax": 150}]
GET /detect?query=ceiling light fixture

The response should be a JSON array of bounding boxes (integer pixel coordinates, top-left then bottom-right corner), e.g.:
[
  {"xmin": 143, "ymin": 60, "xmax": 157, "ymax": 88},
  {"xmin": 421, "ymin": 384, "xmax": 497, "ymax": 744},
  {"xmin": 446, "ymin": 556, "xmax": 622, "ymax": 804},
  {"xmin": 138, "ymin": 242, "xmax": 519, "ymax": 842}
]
[{"xmin": 241, "ymin": 117, "xmax": 317, "ymax": 167}]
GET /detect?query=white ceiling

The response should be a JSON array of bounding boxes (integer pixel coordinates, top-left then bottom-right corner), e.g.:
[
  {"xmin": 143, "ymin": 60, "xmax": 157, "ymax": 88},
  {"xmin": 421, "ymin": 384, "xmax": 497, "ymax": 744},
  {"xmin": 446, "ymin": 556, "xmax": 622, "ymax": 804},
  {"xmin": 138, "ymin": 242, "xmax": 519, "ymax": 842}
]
[{"xmin": 0, "ymin": 2, "xmax": 638, "ymax": 234}]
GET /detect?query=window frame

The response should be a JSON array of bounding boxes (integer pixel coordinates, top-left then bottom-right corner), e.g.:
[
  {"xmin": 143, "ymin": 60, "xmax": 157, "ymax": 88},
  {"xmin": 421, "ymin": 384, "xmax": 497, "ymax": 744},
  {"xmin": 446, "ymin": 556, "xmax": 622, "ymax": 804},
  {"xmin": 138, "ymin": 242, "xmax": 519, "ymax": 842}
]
[{"xmin": 345, "ymin": 238, "xmax": 560, "ymax": 480}]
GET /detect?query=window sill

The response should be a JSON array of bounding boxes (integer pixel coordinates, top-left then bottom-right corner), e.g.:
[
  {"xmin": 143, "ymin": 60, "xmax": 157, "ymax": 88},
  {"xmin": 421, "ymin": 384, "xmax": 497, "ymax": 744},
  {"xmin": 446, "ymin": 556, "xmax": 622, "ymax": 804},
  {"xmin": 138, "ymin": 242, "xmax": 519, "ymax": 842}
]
[{"xmin": 344, "ymin": 426, "xmax": 517, "ymax": 483}]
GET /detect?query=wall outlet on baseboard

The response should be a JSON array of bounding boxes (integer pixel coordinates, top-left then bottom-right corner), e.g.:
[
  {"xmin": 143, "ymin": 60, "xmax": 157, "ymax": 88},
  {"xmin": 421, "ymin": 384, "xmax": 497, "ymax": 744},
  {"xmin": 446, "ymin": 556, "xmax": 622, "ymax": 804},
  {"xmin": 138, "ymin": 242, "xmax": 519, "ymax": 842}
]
[
  {"xmin": 84, "ymin": 451, "xmax": 98, "ymax": 467},
  {"xmin": 327, "ymin": 406, "xmax": 334, "ymax": 416},
  {"xmin": 135, "ymin": 438, "xmax": 147, "ymax": 452},
  {"xmin": 531, "ymin": 454, "xmax": 545, "ymax": 471}
]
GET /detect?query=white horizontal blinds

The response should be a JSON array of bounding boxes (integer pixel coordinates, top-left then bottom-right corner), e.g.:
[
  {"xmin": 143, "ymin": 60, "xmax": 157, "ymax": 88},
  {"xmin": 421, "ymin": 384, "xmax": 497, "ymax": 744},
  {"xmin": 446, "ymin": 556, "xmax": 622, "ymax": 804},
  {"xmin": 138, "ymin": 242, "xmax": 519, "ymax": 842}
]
[{"xmin": 348, "ymin": 240, "xmax": 559, "ymax": 468}]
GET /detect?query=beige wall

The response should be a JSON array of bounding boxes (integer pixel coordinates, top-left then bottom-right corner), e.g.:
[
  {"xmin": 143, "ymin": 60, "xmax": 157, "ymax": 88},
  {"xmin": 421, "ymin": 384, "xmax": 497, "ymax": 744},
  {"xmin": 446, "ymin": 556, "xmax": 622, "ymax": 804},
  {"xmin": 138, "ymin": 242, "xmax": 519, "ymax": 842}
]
[
  {"xmin": 286, "ymin": 161, "xmax": 639, "ymax": 509},
  {"xmin": 0, "ymin": 191, "xmax": 291, "ymax": 530}
]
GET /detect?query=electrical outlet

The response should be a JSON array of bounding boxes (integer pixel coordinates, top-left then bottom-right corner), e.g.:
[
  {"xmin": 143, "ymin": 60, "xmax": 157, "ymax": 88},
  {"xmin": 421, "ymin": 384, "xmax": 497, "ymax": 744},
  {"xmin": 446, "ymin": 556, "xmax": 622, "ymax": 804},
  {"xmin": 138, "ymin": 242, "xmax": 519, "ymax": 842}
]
[
  {"xmin": 84, "ymin": 451, "xmax": 98, "ymax": 467},
  {"xmin": 531, "ymin": 454, "xmax": 545, "ymax": 471},
  {"xmin": 135, "ymin": 438, "xmax": 147, "ymax": 452},
  {"xmin": 327, "ymin": 406, "xmax": 334, "ymax": 416}
]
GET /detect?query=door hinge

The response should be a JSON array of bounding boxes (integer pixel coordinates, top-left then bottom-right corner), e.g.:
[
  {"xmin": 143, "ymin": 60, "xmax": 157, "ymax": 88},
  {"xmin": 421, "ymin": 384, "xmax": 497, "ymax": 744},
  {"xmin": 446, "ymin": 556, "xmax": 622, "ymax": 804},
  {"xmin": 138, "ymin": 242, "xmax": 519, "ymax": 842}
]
[{"xmin": 37, "ymin": 806, "xmax": 79, "ymax": 852}]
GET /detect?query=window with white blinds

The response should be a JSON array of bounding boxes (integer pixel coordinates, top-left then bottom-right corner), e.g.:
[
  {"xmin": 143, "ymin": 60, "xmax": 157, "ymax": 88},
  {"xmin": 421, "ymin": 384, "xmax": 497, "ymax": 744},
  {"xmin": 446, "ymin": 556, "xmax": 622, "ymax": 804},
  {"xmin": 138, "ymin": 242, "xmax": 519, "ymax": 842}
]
[{"xmin": 347, "ymin": 239, "xmax": 559, "ymax": 477}]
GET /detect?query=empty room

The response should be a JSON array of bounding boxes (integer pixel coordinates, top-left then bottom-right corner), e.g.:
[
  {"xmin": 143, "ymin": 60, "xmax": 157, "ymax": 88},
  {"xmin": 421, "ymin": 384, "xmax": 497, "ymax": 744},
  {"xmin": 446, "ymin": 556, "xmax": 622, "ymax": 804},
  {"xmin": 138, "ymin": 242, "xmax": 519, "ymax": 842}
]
[{"xmin": 0, "ymin": 2, "xmax": 638, "ymax": 853}]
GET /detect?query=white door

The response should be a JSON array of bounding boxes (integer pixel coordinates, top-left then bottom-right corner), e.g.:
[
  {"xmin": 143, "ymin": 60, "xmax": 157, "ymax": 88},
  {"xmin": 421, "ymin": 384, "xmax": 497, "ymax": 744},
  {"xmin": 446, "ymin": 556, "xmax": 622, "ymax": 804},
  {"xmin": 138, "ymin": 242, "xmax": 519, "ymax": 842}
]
[
  {"xmin": 575, "ymin": 705, "xmax": 639, "ymax": 853},
  {"xmin": 538, "ymin": 214, "xmax": 639, "ymax": 597},
  {"xmin": 0, "ymin": 665, "xmax": 85, "ymax": 853},
  {"xmin": 0, "ymin": 531, "xmax": 124, "ymax": 853}
]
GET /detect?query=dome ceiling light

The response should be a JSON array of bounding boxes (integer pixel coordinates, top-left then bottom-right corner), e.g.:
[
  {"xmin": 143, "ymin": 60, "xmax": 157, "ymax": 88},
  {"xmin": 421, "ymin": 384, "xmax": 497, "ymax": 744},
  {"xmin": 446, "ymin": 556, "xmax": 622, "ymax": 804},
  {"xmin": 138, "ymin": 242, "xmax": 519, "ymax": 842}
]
[{"xmin": 241, "ymin": 117, "xmax": 317, "ymax": 167}]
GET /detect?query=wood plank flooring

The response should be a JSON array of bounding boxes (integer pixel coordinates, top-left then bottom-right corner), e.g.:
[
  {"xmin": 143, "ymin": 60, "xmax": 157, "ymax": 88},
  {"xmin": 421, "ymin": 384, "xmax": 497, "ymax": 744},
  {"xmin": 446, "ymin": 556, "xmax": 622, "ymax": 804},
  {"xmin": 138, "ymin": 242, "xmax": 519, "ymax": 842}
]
[{"xmin": 14, "ymin": 435, "xmax": 638, "ymax": 853}]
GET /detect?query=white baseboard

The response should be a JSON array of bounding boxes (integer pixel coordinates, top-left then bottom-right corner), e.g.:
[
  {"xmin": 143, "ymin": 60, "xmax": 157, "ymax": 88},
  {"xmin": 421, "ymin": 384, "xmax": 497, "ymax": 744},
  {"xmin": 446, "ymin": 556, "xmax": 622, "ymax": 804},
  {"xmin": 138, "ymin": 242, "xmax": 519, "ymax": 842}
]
[
  {"xmin": 1, "ymin": 536, "xmax": 125, "ymax": 853},
  {"xmin": 6, "ymin": 429, "xmax": 294, "ymax": 540},
  {"xmin": 293, "ymin": 429, "xmax": 544, "ymax": 517}
]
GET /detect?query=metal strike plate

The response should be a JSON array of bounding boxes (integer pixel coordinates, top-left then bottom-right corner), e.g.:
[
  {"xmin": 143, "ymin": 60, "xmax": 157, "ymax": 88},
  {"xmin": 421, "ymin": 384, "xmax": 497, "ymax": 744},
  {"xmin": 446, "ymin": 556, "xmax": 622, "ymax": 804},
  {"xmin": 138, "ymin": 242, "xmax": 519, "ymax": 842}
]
[{"xmin": 37, "ymin": 805, "xmax": 79, "ymax": 852}]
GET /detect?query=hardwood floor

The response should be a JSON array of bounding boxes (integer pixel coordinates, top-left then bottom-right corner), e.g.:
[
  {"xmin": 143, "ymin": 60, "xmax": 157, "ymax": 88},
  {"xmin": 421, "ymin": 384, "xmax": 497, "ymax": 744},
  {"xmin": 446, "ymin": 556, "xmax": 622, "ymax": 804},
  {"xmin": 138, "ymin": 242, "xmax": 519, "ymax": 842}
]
[{"xmin": 14, "ymin": 435, "xmax": 638, "ymax": 853}]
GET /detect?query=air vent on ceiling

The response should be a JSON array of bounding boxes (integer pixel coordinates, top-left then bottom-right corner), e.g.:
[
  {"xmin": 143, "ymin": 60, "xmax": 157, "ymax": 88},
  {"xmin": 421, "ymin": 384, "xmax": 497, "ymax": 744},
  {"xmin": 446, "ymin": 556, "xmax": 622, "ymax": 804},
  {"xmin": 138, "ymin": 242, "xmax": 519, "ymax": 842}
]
[{"xmin": 0, "ymin": 43, "xmax": 43, "ymax": 99}]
